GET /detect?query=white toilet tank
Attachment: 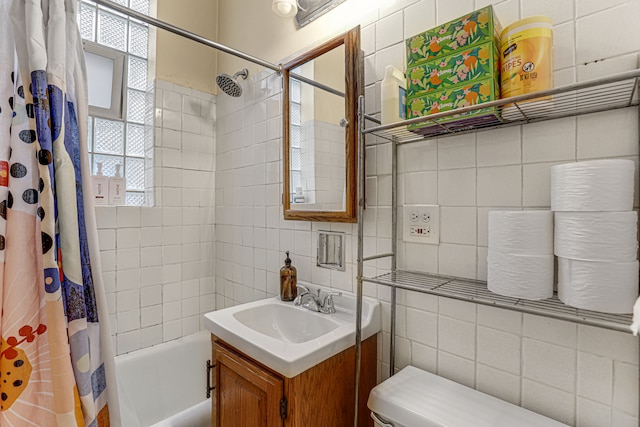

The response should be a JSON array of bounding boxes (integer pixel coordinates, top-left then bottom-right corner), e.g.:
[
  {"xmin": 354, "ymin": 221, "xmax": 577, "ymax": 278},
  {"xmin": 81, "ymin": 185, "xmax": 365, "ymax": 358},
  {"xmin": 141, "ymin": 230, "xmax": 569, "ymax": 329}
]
[{"xmin": 368, "ymin": 366, "xmax": 569, "ymax": 427}]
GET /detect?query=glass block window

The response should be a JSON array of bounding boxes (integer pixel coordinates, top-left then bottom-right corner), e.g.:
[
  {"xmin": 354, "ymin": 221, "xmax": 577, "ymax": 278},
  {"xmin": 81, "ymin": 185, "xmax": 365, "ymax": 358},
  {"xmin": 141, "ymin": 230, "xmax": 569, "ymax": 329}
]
[
  {"xmin": 290, "ymin": 78, "xmax": 302, "ymax": 203},
  {"xmin": 79, "ymin": 0, "xmax": 151, "ymax": 206}
]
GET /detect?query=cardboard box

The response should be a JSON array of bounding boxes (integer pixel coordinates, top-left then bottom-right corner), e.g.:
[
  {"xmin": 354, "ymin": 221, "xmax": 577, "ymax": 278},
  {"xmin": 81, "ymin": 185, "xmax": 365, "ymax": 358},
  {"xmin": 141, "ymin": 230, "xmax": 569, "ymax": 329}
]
[
  {"xmin": 406, "ymin": 41, "xmax": 499, "ymax": 98},
  {"xmin": 406, "ymin": 77, "xmax": 501, "ymax": 135},
  {"xmin": 406, "ymin": 6, "xmax": 502, "ymax": 68}
]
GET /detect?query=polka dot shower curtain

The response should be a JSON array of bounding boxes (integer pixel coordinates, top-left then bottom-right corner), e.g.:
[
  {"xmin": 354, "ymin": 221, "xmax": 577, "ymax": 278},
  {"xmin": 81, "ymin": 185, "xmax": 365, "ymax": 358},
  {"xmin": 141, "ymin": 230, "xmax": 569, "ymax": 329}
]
[{"xmin": 1, "ymin": 0, "xmax": 119, "ymax": 425}]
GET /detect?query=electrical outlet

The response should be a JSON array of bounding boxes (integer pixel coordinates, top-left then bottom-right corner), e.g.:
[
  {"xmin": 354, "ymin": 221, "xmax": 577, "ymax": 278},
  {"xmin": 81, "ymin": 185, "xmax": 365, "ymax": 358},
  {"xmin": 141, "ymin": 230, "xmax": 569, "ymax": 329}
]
[{"xmin": 403, "ymin": 205, "xmax": 439, "ymax": 244}]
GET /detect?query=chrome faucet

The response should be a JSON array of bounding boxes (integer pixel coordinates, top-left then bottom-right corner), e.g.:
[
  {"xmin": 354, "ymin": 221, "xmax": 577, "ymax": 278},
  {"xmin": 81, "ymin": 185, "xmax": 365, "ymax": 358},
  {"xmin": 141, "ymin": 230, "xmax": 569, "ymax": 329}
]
[{"xmin": 294, "ymin": 284, "xmax": 342, "ymax": 314}]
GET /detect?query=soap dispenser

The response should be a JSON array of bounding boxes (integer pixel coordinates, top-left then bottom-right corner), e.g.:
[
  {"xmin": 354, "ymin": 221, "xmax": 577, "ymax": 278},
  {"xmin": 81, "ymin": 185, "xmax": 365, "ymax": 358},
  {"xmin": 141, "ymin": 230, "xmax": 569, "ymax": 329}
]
[
  {"xmin": 108, "ymin": 164, "xmax": 126, "ymax": 206},
  {"xmin": 92, "ymin": 162, "xmax": 109, "ymax": 205},
  {"xmin": 279, "ymin": 251, "xmax": 297, "ymax": 301}
]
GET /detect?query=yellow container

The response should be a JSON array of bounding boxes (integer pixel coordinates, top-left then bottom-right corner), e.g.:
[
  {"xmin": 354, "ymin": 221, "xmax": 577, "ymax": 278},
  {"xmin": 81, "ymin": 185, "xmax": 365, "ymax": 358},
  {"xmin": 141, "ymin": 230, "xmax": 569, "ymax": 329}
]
[{"xmin": 500, "ymin": 16, "xmax": 553, "ymax": 99}]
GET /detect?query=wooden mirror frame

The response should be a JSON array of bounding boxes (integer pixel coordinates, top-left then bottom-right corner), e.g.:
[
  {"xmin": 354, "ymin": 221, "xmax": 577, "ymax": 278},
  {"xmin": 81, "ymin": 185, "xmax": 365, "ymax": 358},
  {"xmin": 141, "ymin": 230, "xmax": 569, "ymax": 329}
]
[{"xmin": 282, "ymin": 26, "xmax": 363, "ymax": 223}]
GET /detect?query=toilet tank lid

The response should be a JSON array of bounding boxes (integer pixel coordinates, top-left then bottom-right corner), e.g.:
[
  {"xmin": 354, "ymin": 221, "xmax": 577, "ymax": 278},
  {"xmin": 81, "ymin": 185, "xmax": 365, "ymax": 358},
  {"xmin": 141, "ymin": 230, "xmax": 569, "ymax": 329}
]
[{"xmin": 367, "ymin": 366, "xmax": 569, "ymax": 427}]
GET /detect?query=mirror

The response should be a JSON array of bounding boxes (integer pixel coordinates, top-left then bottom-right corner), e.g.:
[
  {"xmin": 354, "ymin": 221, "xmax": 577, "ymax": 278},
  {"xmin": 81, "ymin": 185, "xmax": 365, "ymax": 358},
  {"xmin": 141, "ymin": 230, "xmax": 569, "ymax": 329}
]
[{"xmin": 283, "ymin": 26, "xmax": 362, "ymax": 222}]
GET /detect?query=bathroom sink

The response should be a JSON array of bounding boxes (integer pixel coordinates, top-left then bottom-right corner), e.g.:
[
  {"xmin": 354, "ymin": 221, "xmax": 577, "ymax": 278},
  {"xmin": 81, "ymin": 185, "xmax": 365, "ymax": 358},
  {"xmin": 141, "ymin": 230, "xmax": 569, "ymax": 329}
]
[
  {"xmin": 204, "ymin": 284, "xmax": 381, "ymax": 378},
  {"xmin": 232, "ymin": 302, "xmax": 341, "ymax": 343}
]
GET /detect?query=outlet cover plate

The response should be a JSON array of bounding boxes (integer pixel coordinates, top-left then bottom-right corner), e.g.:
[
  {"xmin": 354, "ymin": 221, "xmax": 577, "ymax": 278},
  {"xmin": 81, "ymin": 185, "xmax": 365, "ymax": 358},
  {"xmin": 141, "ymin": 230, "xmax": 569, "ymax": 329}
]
[{"xmin": 403, "ymin": 204, "xmax": 440, "ymax": 244}]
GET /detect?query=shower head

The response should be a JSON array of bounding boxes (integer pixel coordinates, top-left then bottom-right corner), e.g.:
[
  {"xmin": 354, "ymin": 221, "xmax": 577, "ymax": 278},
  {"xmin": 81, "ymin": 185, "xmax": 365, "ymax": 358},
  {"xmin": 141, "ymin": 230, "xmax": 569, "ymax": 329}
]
[{"xmin": 216, "ymin": 68, "xmax": 249, "ymax": 97}]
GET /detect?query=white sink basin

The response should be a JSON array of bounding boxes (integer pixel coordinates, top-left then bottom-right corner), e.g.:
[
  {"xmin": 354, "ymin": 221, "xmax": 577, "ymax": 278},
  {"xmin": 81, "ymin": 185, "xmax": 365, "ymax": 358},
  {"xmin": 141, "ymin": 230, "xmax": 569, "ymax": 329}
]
[
  {"xmin": 233, "ymin": 302, "xmax": 341, "ymax": 343},
  {"xmin": 204, "ymin": 285, "xmax": 381, "ymax": 378}
]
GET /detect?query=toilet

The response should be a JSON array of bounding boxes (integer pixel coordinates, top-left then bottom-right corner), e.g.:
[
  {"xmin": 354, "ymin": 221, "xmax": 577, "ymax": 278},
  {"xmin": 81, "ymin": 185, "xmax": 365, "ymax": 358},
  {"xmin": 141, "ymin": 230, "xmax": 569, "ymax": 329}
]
[{"xmin": 368, "ymin": 366, "xmax": 569, "ymax": 427}]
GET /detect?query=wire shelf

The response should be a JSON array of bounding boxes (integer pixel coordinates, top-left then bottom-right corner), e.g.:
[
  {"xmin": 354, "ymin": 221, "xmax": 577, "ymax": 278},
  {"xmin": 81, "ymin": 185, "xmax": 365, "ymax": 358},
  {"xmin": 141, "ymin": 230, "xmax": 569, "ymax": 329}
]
[
  {"xmin": 363, "ymin": 69, "xmax": 640, "ymax": 145},
  {"xmin": 364, "ymin": 270, "xmax": 633, "ymax": 333}
]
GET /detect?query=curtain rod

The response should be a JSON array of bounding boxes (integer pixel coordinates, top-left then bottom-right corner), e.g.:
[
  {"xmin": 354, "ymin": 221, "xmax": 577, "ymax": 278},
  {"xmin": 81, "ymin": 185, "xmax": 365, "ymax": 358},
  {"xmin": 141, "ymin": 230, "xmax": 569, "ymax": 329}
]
[{"xmin": 92, "ymin": 0, "xmax": 282, "ymax": 73}]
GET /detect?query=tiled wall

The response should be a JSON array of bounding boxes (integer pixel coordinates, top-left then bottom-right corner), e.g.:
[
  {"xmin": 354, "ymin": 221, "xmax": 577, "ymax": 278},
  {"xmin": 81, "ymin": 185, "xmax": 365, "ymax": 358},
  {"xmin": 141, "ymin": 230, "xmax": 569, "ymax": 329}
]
[
  {"xmin": 300, "ymin": 120, "xmax": 345, "ymax": 209},
  {"xmin": 214, "ymin": 0, "xmax": 640, "ymax": 426},
  {"xmin": 98, "ymin": 80, "xmax": 216, "ymax": 356}
]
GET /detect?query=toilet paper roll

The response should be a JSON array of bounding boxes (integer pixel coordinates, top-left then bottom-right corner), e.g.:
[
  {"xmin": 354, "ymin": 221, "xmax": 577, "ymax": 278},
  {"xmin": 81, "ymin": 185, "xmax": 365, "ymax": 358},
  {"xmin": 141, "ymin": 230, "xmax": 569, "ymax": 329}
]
[
  {"xmin": 554, "ymin": 211, "xmax": 638, "ymax": 261},
  {"xmin": 558, "ymin": 257, "xmax": 639, "ymax": 314},
  {"xmin": 487, "ymin": 251, "xmax": 554, "ymax": 300},
  {"xmin": 551, "ymin": 159, "xmax": 635, "ymax": 211},
  {"xmin": 488, "ymin": 210, "xmax": 553, "ymax": 255}
]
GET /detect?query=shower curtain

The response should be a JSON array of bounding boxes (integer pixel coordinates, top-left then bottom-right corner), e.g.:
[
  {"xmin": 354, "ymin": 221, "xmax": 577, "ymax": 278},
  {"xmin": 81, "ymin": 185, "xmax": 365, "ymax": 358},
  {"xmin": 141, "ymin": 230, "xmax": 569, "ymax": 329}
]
[{"xmin": 0, "ymin": 0, "xmax": 117, "ymax": 425}]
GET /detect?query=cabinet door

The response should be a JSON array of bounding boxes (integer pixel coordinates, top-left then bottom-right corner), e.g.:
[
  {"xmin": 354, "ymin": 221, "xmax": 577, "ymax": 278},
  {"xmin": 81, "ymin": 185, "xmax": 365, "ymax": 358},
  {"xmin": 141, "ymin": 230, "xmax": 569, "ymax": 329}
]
[{"xmin": 214, "ymin": 342, "xmax": 284, "ymax": 427}]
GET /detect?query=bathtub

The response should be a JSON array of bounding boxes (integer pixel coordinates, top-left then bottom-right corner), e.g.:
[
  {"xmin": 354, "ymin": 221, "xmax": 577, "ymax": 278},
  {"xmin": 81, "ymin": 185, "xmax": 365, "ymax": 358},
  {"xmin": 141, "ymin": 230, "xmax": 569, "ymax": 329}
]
[{"xmin": 115, "ymin": 331, "xmax": 212, "ymax": 427}]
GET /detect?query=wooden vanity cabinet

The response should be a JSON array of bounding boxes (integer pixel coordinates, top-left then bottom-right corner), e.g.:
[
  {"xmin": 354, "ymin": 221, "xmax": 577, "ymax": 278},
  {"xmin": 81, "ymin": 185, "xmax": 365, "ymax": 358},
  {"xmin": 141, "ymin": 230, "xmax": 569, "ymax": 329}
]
[{"xmin": 211, "ymin": 334, "xmax": 377, "ymax": 427}]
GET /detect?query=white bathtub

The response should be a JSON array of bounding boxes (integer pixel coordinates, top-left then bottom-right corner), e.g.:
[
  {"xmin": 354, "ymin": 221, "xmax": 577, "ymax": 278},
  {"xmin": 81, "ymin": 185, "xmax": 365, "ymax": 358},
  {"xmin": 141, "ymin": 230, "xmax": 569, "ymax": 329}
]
[{"xmin": 115, "ymin": 331, "xmax": 212, "ymax": 427}]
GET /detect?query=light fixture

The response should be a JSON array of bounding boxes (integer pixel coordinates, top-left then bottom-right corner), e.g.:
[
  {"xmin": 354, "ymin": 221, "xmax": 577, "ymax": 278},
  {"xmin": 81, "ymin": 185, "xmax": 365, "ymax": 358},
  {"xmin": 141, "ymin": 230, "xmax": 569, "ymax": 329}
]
[{"xmin": 272, "ymin": 0, "xmax": 298, "ymax": 17}]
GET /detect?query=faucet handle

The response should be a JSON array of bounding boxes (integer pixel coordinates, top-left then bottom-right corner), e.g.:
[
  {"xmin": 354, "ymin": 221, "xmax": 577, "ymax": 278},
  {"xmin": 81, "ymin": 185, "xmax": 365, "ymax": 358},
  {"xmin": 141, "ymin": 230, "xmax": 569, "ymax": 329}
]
[{"xmin": 321, "ymin": 291, "xmax": 342, "ymax": 314}]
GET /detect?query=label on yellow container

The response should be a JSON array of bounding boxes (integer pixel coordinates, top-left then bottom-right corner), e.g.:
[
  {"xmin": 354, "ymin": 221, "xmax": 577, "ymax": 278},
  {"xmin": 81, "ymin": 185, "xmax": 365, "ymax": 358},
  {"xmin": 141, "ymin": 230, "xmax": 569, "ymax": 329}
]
[{"xmin": 500, "ymin": 17, "xmax": 553, "ymax": 99}]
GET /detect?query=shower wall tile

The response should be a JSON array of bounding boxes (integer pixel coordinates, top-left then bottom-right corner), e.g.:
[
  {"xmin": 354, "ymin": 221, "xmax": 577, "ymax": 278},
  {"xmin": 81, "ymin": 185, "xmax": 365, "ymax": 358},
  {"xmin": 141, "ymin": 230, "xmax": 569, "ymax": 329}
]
[{"xmin": 98, "ymin": 80, "xmax": 216, "ymax": 356}]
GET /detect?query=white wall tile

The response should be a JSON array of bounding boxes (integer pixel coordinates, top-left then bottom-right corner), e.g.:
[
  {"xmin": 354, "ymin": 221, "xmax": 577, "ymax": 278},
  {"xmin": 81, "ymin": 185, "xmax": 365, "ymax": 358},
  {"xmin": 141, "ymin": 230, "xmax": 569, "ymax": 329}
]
[
  {"xmin": 553, "ymin": 22, "xmax": 576, "ymax": 70},
  {"xmin": 477, "ymin": 165, "xmax": 521, "ymax": 207},
  {"xmin": 522, "ymin": 379, "xmax": 575, "ymax": 425},
  {"xmin": 411, "ymin": 341, "xmax": 437, "ymax": 373},
  {"xmin": 439, "ymin": 297, "xmax": 476, "ymax": 322},
  {"xmin": 163, "ymin": 90, "xmax": 182, "ymax": 112},
  {"xmin": 493, "ymin": 0, "xmax": 519, "ymax": 27},
  {"xmin": 438, "ymin": 134, "xmax": 476, "ymax": 170},
  {"xmin": 578, "ymin": 352, "xmax": 613, "ymax": 405},
  {"xmin": 117, "ymin": 290, "xmax": 140, "ymax": 312},
  {"xmin": 477, "ymin": 305, "xmax": 522, "ymax": 335},
  {"xmin": 117, "ymin": 207, "xmax": 141, "ymax": 228},
  {"xmin": 401, "ymin": 140, "xmax": 437, "ymax": 172},
  {"xmin": 577, "ymin": 53, "xmax": 640, "ymax": 82},
  {"xmin": 402, "ymin": 242, "xmax": 438, "ymax": 273},
  {"xmin": 522, "ymin": 118, "xmax": 576, "ymax": 163},
  {"xmin": 577, "ymin": 0, "xmax": 628, "ymax": 17},
  {"xmin": 376, "ymin": 11, "xmax": 404, "ymax": 50},
  {"xmin": 523, "ymin": 339, "xmax": 576, "ymax": 393},
  {"xmin": 141, "ymin": 305, "xmax": 162, "ymax": 327},
  {"xmin": 436, "ymin": 0, "xmax": 474, "ymax": 23},
  {"xmin": 404, "ymin": 0, "xmax": 436, "ymax": 39},
  {"xmin": 438, "ymin": 243, "xmax": 476, "ymax": 278},
  {"xmin": 406, "ymin": 308, "xmax": 438, "ymax": 346},
  {"xmin": 524, "ymin": 315, "xmax": 577, "ymax": 348},
  {"xmin": 96, "ymin": 206, "xmax": 117, "ymax": 229},
  {"xmin": 613, "ymin": 362, "xmax": 640, "ymax": 416},
  {"xmin": 577, "ymin": 398, "xmax": 612, "ymax": 427},
  {"xmin": 476, "ymin": 246, "xmax": 487, "ymax": 281},
  {"xmin": 374, "ymin": 43, "xmax": 406, "ymax": 82},
  {"xmin": 440, "ymin": 207, "xmax": 477, "ymax": 245},
  {"xmin": 437, "ymin": 350, "xmax": 476, "ymax": 388},
  {"xmin": 117, "ymin": 330, "xmax": 141, "ymax": 355},
  {"xmin": 612, "ymin": 410, "xmax": 639, "ymax": 427},
  {"xmin": 117, "ymin": 310, "xmax": 140, "ymax": 333},
  {"xmin": 576, "ymin": 2, "xmax": 640, "ymax": 64},
  {"xmin": 405, "ymin": 171, "xmax": 438, "ymax": 204},
  {"xmin": 476, "ymin": 364, "xmax": 521, "ymax": 405},
  {"xmin": 521, "ymin": 0, "xmax": 575, "ymax": 24},
  {"xmin": 476, "ymin": 126, "xmax": 521, "ymax": 167},
  {"xmin": 522, "ymin": 161, "xmax": 564, "ymax": 207},
  {"xmin": 578, "ymin": 325, "xmax": 639, "ymax": 364},
  {"xmin": 577, "ymin": 109, "xmax": 639, "ymax": 159},
  {"xmin": 438, "ymin": 316, "xmax": 476, "ymax": 359},
  {"xmin": 140, "ymin": 285, "xmax": 162, "ymax": 307},
  {"xmin": 477, "ymin": 326, "xmax": 521, "ymax": 375},
  {"xmin": 140, "ymin": 325, "xmax": 163, "ymax": 349},
  {"xmin": 98, "ymin": 229, "xmax": 116, "ymax": 251},
  {"xmin": 438, "ymin": 168, "xmax": 476, "ymax": 206}
]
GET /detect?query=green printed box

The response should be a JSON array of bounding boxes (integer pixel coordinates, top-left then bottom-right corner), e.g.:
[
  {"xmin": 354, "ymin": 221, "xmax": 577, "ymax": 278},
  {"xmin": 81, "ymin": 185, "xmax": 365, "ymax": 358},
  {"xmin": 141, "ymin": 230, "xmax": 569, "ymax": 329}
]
[
  {"xmin": 406, "ymin": 6, "xmax": 502, "ymax": 68},
  {"xmin": 406, "ymin": 42, "xmax": 499, "ymax": 98},
  {"xmin": 406, "ymin": 77, "xmax": 501, "ymax": 136}
]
